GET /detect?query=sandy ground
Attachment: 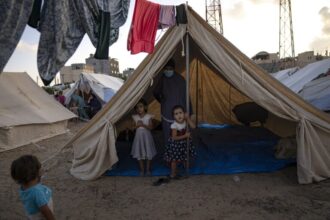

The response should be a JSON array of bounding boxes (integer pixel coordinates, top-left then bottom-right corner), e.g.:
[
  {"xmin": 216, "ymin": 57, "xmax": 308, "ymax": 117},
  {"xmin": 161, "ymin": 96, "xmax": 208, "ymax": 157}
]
[{"xmin": 1, "ymin": 121, "xmax": 330, "ymax": 220}]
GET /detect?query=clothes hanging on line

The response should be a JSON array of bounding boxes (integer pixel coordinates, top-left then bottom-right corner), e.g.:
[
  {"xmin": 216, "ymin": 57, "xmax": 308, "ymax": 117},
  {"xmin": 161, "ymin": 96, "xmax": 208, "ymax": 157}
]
[
  {"xmin": 158, "ymin": 5, "xmax": 175, "ymax": 29},
  {"xmin": 0, "ymin": 0, "xmax": 34, "ymax": 73},
  {"xmin": 36, "ymin": 0, "xmax": 129, "ymax": 85},
  {"xmin": 127, "ymin": 0, "xmax": 160, "ymax": 55},
  {"xmin": 176, "ymin": 4, "xmax": 187, "ymax": 25}
]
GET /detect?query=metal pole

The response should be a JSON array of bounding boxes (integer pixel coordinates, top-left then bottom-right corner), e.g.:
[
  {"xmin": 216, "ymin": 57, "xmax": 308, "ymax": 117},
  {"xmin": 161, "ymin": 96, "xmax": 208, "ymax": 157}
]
[{"xmin": 185, "ymin": 32, "xmax": 190, "ymax": 177}]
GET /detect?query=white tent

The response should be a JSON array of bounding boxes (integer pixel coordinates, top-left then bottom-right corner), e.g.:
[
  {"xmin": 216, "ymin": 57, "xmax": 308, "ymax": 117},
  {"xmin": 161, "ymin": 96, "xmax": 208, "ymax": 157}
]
[
  {"xmin": 64, "ymin": 73, "xmax": 123, "ymax": 105},
  {"xmin": 272, "ymin": 58, "xmax": 330, "ymax": 93},
  {"xmin": 299, "ymin": 75, "xmax": 330, "ymax": 111},
  {"xmin": 0, "ymin": 72, "xmax": 76, "ymax": 152},
  {"xmin": 270, "ymin": 67, "xmax": 299, "ymax": 82}
]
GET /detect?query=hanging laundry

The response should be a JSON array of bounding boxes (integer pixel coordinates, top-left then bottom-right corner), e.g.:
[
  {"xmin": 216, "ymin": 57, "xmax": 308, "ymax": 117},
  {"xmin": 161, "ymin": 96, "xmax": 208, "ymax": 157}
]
[
  {"xmin": 37, "ymin": 0, "xmax": 129, "ymax": 85},
  {"xmin": 27, "ymin": 0, "xmax": 42, "ymax": 28},
  {"xmin": 127, "ymin": 0, "xmax": 160, "ymax": 55},
  {"xmin": 158, "ymin": 5, "xmax": 176, "ymax": 29},
  {"xmin": 176, "ymin": 4, "xmax": 187, "ymax": 25},
  {"xmin": 0, "ymin": 0, "xmax": 34, "ymax": 73}
]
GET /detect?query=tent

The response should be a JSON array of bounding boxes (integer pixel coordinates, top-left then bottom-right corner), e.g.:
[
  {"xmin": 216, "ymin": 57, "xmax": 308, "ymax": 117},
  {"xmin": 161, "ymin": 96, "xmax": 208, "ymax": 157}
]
[
  {"xmin": 299, "ymin": 75, "xmax": 330, "ymax": 112},
  {"xmin": 272, "ymin": 58, "xmax": 330, "ymax": 93},
  {"xmin": 64, "ymin": 73, "xmax": 124, "ymax": 106},
  {"xmin": 0, "ymin": 72, "xmax": 76, "ymax": 152},
  {"xmin": 65, "ymin": 7, "xmax": 330, "ymax": 184}
]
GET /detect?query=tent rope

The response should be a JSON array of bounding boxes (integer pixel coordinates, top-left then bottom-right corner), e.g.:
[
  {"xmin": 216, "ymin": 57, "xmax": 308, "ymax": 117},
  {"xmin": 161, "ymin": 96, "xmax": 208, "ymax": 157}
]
[{"xmin": 239, "ymin": 60, "xmax": 245, "ymax": 85}]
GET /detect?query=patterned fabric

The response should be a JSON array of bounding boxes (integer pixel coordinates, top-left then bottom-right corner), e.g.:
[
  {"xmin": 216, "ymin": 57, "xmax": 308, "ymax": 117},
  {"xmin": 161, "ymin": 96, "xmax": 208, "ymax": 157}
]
[
  {"xmin": 164, "ymin": 138, "xmax": 196, "ymax": 162},
  {"xmin": 37, "ymin": 0, "xmax": 130, "ymax": 85},
  {"xmin": 0, "ymin": 0, "xmax": 34, "ymax": 73}
]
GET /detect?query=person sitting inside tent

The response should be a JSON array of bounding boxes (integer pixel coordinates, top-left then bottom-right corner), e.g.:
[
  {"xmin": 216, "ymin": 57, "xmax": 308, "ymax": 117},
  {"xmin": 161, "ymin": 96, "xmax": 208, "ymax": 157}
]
[
  {"xmin": 87, "ymin": 93, "xmax": 102, "ymax": 118},
  {"xmin": 70, "ymin": 90, "xmax": 89, "ymax": 120},
  {"xmin": 55, "ymin": 90, "xmax": 66, "ymax": 106}
]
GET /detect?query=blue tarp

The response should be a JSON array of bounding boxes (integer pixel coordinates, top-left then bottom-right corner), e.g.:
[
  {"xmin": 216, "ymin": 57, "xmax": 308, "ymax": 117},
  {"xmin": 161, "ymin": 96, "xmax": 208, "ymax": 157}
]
[{"xmin": 105, "ymin": 126, "xmax": 296, "ymax": 176}]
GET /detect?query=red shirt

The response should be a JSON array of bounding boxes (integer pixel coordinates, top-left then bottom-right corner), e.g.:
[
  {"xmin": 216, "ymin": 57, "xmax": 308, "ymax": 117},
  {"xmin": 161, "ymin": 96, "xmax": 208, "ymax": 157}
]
[{"xmin": 127, "ymin": 0, "xmax": 160, "ymax": 54}]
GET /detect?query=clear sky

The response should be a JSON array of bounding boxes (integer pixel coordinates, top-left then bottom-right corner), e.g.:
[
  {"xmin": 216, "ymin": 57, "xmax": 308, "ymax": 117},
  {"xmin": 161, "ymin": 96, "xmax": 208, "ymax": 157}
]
[{"xmin": 3, "ymin": 0, "xmax": 330, "ymax": 85}]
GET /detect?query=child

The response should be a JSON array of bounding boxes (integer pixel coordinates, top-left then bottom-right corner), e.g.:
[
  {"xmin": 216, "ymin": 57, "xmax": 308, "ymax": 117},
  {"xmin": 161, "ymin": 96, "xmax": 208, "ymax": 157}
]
[
  {"xmin": 11, "ymin": 155, "xmax": 55, "ymax": 220},
  {"xmin": 164, "ymin": 105, "xmax": 196, "ymax": 179},
  {"xmin": 131, "ymin": 99, "xmax": 157, "ymax": 176}
]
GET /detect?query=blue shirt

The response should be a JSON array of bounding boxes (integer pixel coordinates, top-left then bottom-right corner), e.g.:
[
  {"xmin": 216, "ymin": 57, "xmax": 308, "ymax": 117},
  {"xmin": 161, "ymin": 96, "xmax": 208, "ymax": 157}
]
[{"xmin": 19, "ymin": 184, "xmax": 52, "ymax": 215}]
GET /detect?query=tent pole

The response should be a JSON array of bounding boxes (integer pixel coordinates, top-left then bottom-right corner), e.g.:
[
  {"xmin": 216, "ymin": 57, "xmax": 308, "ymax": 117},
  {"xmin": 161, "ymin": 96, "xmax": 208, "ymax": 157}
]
[{"xmin": 185, "ymin": 31, "xmax": 190, "ymax": 177}]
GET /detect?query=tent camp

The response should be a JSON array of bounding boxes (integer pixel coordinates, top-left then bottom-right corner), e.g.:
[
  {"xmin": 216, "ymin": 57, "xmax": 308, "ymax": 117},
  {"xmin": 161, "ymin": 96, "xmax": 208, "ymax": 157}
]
[
  {"xmin": 0, "ymin": 72, "xmax": 76, "ymax": 152},
  {"xmin": 64, "ymin": 73, "xmax": 124, "ymax": 106},
  {"xmin": 65, "ymin": 7, "xmax": 330, "ymax": 184}
]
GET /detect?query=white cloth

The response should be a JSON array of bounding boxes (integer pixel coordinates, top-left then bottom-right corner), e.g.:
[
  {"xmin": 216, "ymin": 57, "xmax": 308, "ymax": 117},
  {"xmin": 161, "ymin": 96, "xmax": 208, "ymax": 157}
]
[
  {"xmin": 131, "ymin": 114, "xmax": 157, "ymax": 160},
  {"xmin": 170, "ymin": 121, "xmax": 186, "ymax": 131}
]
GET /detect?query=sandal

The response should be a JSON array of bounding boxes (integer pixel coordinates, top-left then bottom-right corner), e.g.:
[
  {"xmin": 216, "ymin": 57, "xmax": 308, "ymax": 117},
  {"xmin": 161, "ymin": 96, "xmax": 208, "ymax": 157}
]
[{"xmin": 153, "ymin": 178, "xmax": 170, "ymax": 186}]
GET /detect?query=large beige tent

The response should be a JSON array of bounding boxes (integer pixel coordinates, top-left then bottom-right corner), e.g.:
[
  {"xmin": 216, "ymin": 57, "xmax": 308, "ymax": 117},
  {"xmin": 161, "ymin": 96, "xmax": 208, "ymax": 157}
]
[
  {"xmin": 65, "ymin": 7, "xmax": 330, "ymax": 184},
  {"xmin": 0, "ymin": 72, "xmax": 76, "ymax": 151}
]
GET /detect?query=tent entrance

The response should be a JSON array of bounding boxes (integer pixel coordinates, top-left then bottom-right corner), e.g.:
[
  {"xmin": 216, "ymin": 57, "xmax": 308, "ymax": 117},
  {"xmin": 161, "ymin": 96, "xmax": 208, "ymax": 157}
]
[{"xmin": 106, "ymin": 125, "xmax": 295, "ymax": 176}]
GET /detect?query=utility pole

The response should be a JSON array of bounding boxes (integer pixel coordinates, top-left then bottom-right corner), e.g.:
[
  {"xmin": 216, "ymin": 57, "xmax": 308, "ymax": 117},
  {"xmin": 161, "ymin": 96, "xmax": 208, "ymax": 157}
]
[
  {"xmin": 279, "ymin": 0, "xmax": 295, "ymax": 59},
  {"xmin": 205, "ymin": 0, "xmax": 223, "ymax": 35}
]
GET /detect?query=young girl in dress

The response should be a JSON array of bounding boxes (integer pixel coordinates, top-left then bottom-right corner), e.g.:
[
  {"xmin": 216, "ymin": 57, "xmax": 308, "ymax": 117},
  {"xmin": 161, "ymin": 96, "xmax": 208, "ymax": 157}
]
[
  {"xmin": 164, "ymin": 105, "xmax": 196, "ymax": 179},
  {"xmin": 131, "ymin": 99, "xmax": 157, "ymax": 176}
]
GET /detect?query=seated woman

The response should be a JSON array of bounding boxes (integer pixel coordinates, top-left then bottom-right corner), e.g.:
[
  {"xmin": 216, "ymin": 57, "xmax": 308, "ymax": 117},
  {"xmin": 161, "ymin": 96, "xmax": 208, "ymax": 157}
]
[{"xmin": 87, "ymin": 93, "xmax": 102, "ymax": 118}]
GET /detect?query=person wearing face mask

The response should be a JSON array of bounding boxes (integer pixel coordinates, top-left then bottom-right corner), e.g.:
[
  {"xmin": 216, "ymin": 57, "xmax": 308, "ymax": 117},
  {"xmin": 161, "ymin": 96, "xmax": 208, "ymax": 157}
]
[{"xmin": 153, "ymin": 59, "xmax": 191, "ymax": 148}]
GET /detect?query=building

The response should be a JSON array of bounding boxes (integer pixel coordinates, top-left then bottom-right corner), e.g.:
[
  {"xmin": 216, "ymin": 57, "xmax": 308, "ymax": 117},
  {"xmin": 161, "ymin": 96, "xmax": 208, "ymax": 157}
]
[
  {"xmin": 60, "ymin": 63, "xmax": 94, "ymax": 84},
  {"xmin": 123, "ymin": 68, "xmax": 135, "ymax": 78},
  {"xmin": 252, "ymin": 49, "xmax": 330, "ymax": 73},
  {"xmin": 85, "ymin": 54, "xmax": 120, "ymax": 76},
  {"xmin": 252, "ymin": 51, "xmax": 281, "ymax": 73}
]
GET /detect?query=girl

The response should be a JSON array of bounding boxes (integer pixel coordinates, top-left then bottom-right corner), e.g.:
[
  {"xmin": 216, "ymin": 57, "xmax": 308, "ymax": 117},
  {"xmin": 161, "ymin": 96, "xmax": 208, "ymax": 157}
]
[
  {"xmin": 11, "ymin": 155, "xmax": 55, "ymax": 220},
  {"xmin": 131, "ymin": 99, "xmax": 157, "ymax": 176},
  {"xmin": 164, "ymin": 105, "xmax": 196, "ymax": 179}
]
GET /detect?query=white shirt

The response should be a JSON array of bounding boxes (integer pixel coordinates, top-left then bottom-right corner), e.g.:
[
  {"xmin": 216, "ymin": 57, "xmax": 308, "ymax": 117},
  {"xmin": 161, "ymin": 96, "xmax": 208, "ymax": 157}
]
[
  {"xmin": 132, "ymin": 114, "xmax": 153, "ymax": 128},
  {"xmin": 170, "ymin": 121, "xmax": 186, "ymax": 131}
]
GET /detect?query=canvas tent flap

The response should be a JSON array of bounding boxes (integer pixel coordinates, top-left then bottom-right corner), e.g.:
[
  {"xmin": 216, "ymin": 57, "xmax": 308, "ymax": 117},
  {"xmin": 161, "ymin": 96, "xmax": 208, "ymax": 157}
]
[
  {"xmin": 66, "ymin": 7, "xmax": 330, "ymax": 183},
  {"xmin": 0, "ymin": 72, "xmax": 75, "ymax": 127}
]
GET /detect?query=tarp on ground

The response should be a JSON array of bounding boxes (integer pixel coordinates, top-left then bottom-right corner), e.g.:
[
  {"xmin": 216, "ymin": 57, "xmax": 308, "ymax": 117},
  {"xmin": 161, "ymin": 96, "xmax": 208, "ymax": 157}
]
[
  {"xmin": 0, "ymin": 72, "xmax": 76, "ymax": 151},
  {"xmin": 64, "ymin": 73, "xmax": 123, "ymax": 105},
  {"xmin": 64, "ymin": 7, "xmax": 330, "ymax": 184}
]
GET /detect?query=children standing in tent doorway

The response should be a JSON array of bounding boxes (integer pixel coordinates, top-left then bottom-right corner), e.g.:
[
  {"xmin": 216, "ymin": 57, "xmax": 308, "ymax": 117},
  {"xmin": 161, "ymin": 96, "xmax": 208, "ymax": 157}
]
[
  {"xmin": 164, "ymin": 105, "xmax": 196, "ymax": 179},
  {"xmin": 131, "ymin": 99, "xmax": 157, "ymax": 176}
]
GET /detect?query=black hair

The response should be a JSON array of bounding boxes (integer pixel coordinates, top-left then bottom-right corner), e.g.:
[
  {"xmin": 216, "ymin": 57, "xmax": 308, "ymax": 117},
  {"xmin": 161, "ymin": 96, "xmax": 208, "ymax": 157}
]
[
  {"xmin": 135, "ymin": 98, "xmax": 148, "ymax": 113},
  {"xmin": 165, "ymin": 59, "xmax": 175, "ymax": 69},
  {"xmin": 172, "ymin": 105, "xmax": 185, "ymax": 116},
  {"xmin": 11, "ymin": 155, "xmax": 41, "ymax": 185}
]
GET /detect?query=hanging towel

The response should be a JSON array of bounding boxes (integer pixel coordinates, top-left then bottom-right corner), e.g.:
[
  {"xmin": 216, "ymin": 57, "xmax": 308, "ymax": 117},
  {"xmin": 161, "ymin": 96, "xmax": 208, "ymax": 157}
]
[
  {"xmin": 158, "ymin": 5, "xmax": 175, "ymax": 29},
  {"xmin": 0, "ymin": 0, "xmax": 34, "ymax": 73},
  {"xmin": 127, "ymin": 0, "xmax": 160, "ymax": 55},
  {"xmin": 176, "ymin": 4, "xmax": 187, "ymax": 25}
]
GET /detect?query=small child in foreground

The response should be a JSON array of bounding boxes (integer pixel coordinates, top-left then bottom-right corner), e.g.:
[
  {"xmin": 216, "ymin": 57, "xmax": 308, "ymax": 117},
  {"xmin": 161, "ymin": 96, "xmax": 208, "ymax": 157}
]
[{"xmin": 11, "ymin": 155, "xmax": 55, "ymax": 220}]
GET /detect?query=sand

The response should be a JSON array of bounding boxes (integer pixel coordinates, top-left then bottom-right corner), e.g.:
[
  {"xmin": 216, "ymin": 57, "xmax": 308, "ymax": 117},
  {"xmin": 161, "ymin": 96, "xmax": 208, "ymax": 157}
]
[{"xmin": 1, "ymin": 121, "xmax": 330, "ymax": 220}]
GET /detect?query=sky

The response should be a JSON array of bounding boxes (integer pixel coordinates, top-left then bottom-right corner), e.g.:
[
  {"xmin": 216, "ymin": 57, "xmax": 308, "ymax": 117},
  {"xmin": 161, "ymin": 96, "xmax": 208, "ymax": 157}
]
[{"xmin": 3, "ymin": 0, "xmax": 330, "ymax": 85}]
